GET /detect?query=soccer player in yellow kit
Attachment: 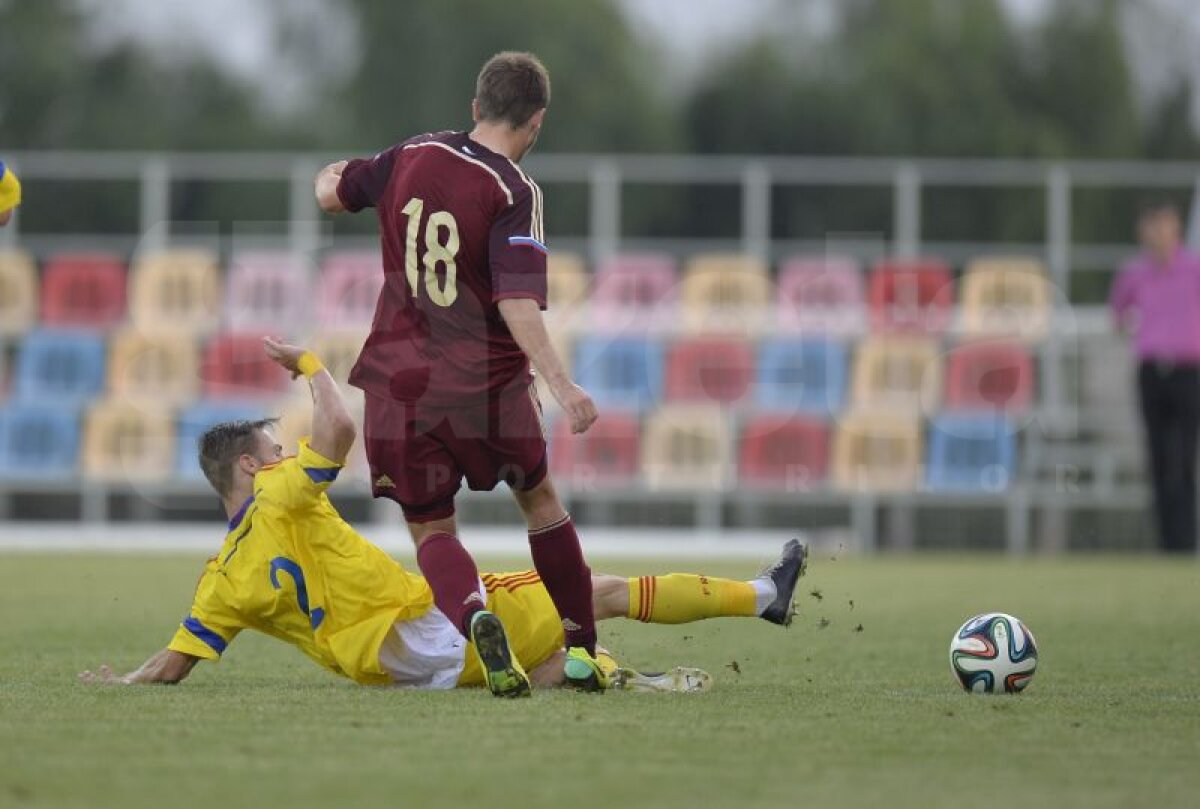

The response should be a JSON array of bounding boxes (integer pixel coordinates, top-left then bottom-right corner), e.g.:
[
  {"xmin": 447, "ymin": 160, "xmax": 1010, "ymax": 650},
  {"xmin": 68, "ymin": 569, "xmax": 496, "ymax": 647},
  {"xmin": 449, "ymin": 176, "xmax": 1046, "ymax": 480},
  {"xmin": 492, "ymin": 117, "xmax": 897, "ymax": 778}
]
[
  {"xmin": 78, "ymin": 338, "xmax": 807, "ymax": 692},
  {"xmin": 0, "ymin": 160, "xmax": 21, "ymax": 226}
]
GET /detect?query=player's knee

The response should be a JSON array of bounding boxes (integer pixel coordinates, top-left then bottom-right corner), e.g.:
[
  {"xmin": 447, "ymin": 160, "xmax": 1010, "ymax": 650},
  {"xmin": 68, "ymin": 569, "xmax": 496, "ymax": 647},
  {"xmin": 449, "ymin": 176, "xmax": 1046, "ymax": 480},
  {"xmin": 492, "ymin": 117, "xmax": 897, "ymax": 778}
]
[{"xmin": 591, "ymin": 574, "xmax": 628, "ymax": 619}]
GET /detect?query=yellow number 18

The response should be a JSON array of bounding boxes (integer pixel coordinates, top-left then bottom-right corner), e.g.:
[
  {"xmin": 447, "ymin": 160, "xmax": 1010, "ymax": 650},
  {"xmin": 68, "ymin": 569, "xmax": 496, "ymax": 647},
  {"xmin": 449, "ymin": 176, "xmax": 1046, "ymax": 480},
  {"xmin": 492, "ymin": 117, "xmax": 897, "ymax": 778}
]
[{"xmin": 401, "ymin": 196, "xmax": 459, "ymax": 307}]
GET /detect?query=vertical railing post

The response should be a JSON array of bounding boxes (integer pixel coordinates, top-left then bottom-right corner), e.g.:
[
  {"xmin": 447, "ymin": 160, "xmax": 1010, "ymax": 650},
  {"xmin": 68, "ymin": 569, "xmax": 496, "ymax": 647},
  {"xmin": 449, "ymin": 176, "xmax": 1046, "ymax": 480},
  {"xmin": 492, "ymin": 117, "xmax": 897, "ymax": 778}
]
[
  {"xmin": 742, "ymin": 161, "xmax": 771, "ymax": 264},
  {"xmin": 589, "ymin": 159, "xmax": 620, "ymax": 267},
  {"xmin": 893, "ymin": 162, "xmax": 922, "ymax": 259},
  {"xmin": 139, "ymin": 156, "xmax": 170, "ymax": 253},
  {"xmin": 289, "ymin": 159, "xmax": 322, "ymax": 262}
]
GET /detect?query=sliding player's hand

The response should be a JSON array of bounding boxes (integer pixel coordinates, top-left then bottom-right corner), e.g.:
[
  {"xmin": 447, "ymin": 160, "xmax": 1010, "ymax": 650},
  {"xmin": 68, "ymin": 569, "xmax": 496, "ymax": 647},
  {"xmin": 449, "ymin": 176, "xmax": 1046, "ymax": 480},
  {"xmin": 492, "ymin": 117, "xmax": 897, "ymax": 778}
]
[
  {"xmin": 551, "ymin": 379, "xmax": 598, "ymax": 434},
  {"xmin": 263, "ymin": 337, "xmax": 308, "ymax": 379},
  {"xmin": 78, "ymin": 664, "xmax": 130, "ymax": 685}
]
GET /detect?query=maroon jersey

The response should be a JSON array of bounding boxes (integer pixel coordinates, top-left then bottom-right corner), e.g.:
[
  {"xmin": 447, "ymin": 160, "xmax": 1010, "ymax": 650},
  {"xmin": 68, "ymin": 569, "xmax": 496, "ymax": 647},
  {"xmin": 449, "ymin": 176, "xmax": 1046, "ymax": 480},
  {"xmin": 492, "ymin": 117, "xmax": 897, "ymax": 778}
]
[{"xmin": 337, "ymin": 131, "xmax": 548, "ymax": 406}]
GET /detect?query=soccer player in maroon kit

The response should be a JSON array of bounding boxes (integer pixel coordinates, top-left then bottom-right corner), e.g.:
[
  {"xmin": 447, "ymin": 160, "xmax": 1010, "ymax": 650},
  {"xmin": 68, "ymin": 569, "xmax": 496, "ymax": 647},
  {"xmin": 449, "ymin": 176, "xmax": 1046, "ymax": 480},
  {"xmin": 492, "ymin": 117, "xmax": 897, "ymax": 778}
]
[{"xmin": 314, "ymin": 52, "xmax": 603, "ymax": 696}]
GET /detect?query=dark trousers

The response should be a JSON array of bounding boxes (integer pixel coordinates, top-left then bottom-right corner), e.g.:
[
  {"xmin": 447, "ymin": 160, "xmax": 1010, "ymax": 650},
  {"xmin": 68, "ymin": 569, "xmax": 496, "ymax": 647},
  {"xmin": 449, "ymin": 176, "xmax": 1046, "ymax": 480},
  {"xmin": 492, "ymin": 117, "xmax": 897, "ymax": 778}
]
[{"xmin": 1138, "ymin": 362, "xmax": 1200, "ymax": 553}]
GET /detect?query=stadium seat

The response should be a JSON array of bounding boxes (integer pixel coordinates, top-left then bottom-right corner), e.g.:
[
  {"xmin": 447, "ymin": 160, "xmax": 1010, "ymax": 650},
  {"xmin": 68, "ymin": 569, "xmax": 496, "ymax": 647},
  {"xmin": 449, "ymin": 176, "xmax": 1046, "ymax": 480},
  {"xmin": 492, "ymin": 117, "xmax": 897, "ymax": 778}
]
[
  {"xmin": 680, "ymin": 253, "xmax": 771, "ymax": 334},
  {"xmin": 849, "ymin": 336, "xmax": 942, "ymax": 414},
  {"xmin": 0, "ymin": 250, "xmax": 38, "ymax": 337},
  {"xmin": 776, "ymin": 256, "xmax": 864, "ymax": 336},
  {"xmin": 200, "ymin": 333, "xmax": 291, "ymax": 399},
  {"xmin": 0, "ymin": 403, "xmax": 80, "ymax": 479},
  {"xmin": 961, "ymin": 257, "xmax": 1051, "ymax": 341},
  {"xmin": 107, "ymin": 329, "xmax": 200, "ymax": 405},
  {"xmin": 944, "ymin": 341, "xmax": 1035, "ymax": 416},
  {"xmin": 224, "ymin": 251, "xmax": 314, "ymax": 334},
  {"xmin": 573, "ymin": 336, "xmax": 664, "ymax": 409},
  {"xmin": 545, "ymin": 251, "xmax": 589, "ymax": 331},
  {"xmin": 14, "ymin": 329, "xmax": 107, "ymax": 405},
  {"xmin": 317, "ymin": 251, "xmax": 384, "ymax": 330},
  {"xmin": 549, "ymin": 410, "xmax": 641, "ymax": 487},
  {"xmin": 82, "ymin": 400, "xmax": 175, "ymax": 482},
  {"xmin": 309, "ymin": 331, "xmax": 368, "ymax": 388},
  {"xmin": 641, "ymin": 405, "xmax": 732, "ymax": 490},
  {"xmin": 756, "ymin": 338, "xmax": 848, "ymax": 415},
  {"xmin": 738, "ymin": 414, "xmax": 829, "ymax": 488},
  {"xmin": 926, "ymin": 415, "xmax": 1016, "ymax": 491},
  {"xmin": 589, "ymin": 253, "xmax": 678, "ymax": 332},
  {"xmin": 867, "ymin": 258, "xmax": 954, "ymax": 334},
  {"xmin": 128, "ymin": 249, "xmax": 222, "ymax": 334},
  {"xmin": 175, "ymin": 401, "xmax": 269, "ymax": 480},
  {"xmin": 664, "ymin": 336, "xmax": 755, "ymax": 404},
  {"xmin": 831, "ymin": 412, "xmax": 922, "ymax": 491},
  {"xmin": 40, "ymin": 253, "xmax": 127, "ymax": 328}
]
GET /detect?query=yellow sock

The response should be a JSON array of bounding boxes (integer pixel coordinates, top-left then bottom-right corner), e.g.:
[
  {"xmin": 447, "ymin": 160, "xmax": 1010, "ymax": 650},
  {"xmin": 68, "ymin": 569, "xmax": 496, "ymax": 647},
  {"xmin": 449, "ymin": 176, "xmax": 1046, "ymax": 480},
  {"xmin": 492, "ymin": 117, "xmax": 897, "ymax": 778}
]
[{"xmin": 627, "ymin": 574, "xmax": 757, "ymax": 624}]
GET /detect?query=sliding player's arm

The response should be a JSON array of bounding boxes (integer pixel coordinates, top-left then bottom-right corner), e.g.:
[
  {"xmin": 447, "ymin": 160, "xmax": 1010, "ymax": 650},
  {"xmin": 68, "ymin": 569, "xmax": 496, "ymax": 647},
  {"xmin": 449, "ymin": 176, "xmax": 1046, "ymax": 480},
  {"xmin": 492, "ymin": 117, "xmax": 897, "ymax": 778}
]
[
  {"xmin": 263, "ymin": 337, "xmax": 356, "ymax": 464},
  {"xmin": 79, "ymin": 649, "xmax": 200, "ymax": 686},
  {"xmin": 497, "ymin": 298, "xmax": 597, "ymax": 434}
]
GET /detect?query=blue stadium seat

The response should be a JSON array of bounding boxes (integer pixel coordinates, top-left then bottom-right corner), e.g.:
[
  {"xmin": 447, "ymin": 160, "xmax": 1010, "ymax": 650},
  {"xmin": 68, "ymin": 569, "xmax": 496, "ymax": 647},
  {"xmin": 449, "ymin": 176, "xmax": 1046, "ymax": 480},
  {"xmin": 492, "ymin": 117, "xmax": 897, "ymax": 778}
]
[
  {"xmin": 176, "ymin": 402, "xmax": 270, "ymax": 480},
  {"xmin": 573, "ymin": 336, "xmax": 664, "ymax": 410},
  {"xmin": 926, "ymin": 415, "xmax": 1016, "ymax": 491},
  {"xmin": 756, "ymin": 339, "xmax": 847, "ymax": 416},
  {"xmin": 14, "ymin": 329, "xmax": 106, "ymax": 405},
  {"xmin": 0, "ymin": 403, "xmax": 81, "ymax": 479}
]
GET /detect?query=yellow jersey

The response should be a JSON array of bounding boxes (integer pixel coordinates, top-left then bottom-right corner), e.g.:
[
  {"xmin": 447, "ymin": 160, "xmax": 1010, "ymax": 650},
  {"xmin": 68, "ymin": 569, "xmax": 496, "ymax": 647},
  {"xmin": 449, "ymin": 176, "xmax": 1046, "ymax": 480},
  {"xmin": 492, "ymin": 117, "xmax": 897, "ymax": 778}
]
[
  {"xmin": 0, "ymin": 161, "xmax": 20, "ymax": 213},
  {"xmin": 168, "ymin": 439, "xmax": 433, "ymax": 685}
]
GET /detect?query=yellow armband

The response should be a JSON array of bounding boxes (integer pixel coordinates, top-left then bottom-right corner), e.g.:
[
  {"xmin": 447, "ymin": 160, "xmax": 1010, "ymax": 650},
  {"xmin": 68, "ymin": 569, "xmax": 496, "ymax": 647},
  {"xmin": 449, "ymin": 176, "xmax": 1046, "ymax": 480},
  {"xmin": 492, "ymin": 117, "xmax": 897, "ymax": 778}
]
[{"xmin": 297, "ymin": 351, "xmax": 324, "ymax": 379}]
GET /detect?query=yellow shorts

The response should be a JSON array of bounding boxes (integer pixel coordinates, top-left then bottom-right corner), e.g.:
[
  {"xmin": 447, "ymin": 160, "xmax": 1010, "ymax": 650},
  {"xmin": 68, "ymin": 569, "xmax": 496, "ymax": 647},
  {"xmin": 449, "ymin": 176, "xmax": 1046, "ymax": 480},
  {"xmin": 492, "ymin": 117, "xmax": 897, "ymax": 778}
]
[{"xmin": 457, "ymin": 571, "xmax": 564, "ymax": 687}]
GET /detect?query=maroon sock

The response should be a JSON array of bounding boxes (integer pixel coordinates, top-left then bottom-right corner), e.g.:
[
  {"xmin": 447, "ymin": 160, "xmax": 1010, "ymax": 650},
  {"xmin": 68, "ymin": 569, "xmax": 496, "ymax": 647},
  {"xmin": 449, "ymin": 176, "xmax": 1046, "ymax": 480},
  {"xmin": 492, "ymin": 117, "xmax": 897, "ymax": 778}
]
[
  {"xmin": 528, "ymin": 515, "xmax": 597, "ymax": 655},
  {"xmin": 415, "ymin": 532, "xmax": 485, "ymax": 637}
]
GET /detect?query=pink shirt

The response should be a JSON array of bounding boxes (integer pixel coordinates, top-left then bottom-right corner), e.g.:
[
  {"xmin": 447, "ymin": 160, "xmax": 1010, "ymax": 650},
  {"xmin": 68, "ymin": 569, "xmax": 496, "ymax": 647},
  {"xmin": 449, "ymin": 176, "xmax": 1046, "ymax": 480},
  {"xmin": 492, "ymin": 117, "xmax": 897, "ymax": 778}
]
[{"xmin": 1110, "ymin": 248, "xmax": 1200, "ymax": 363}]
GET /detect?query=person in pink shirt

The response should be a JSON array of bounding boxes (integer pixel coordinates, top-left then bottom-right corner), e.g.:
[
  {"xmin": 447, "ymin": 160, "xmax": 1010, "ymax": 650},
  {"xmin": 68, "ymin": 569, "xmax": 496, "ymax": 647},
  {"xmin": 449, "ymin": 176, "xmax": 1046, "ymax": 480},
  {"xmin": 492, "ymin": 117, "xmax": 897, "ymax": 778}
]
[{"xmin": 1110, "ymin": 199, "xmax": 1200, "ymax": 553}]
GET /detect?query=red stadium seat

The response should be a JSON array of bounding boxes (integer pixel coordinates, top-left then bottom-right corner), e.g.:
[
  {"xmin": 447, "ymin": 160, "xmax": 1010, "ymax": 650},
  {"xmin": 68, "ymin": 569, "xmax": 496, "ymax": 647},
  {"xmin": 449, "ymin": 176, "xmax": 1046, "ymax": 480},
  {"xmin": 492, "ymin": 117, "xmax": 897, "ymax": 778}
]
[
  {"xmin": 867, "ymin": 259, "xmax": 954, "ymax": 334},
  {"xmin": 40, "ymin": 253, "xmax": 127, "ymax": 327},
  {"xmin": 776, "ymin": 256, "xmax": 864, "ymax": 336},
  {"xmin": 739, "ymin": 415, "xmax": 829, "ymax": 488},
  {"xmin": 665, "ymin": 337, "xmax": 755, "ymax": 403},
  {"xmin": 200, "ymin": 333, "xmax": 290, "ymax": 399},
  {"xmin": 318, "ymin": 251, "xmax": 384, "ymax": 330},
  {"xmin": 549, "ymin": 411, "xmax": 641, "ymax": 487},
  {"xmin": 944, "ymin": 341, "xmax": 1035, "ymax": 415}
]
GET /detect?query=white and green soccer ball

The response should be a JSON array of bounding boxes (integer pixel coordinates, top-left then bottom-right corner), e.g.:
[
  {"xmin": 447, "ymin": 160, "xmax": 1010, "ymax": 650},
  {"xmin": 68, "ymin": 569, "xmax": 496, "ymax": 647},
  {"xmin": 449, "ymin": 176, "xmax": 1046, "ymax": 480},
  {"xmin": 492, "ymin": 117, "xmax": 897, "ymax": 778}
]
[{"xmin": 949, "ymin": 612, "xmax": 1038, "ymax": 694}]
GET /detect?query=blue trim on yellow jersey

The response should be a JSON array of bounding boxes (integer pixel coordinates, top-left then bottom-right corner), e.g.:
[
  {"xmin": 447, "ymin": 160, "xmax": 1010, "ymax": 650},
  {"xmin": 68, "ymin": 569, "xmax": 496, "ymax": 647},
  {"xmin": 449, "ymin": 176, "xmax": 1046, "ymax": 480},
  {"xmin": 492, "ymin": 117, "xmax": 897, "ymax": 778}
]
[
  {"xmin": 222, "ymin": 509, "xmax": 256, "ymax": 565},
  {"xmin": 304, "ymin": 466, "xmax": 339, "ymax": 484},
  {"xmin": 183, "ymin": 616, "xmax": 227, "ymax": 654},
  {"xmin": 227, "ymin": 496, "xmax": 254, "ymax": 531},
  {"xmin": 0, "ymin": 160, "xmax": 6, "ymax": 176}
]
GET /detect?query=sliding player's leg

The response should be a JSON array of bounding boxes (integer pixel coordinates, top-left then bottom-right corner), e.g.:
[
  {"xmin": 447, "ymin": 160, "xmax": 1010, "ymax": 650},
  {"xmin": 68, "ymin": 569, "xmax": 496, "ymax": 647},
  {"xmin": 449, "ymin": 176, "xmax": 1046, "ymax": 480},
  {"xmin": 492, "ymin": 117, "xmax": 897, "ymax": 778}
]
[{"xmin": 592, "ymin": 540, "xmax": 809, "ymax": 627}]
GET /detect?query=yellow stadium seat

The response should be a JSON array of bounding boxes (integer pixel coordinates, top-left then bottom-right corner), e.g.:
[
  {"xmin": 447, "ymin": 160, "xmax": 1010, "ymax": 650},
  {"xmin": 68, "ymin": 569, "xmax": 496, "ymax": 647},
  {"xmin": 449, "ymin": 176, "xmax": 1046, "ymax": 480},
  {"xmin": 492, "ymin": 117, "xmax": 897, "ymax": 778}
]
[
  {"xmin": 309, "ymin": 331, "xmax": 368, "ymax": 388},
  {"xmin": 82, "ymin": 400, "xmax": 176, "ymax": 482},
  {"xmin": 107, "ymin": 329, "xmax": 200, "ymax": 404},
  {"xmin": 641, "ymin": 405, "xmax": 732, "ymax": 490},
  {"xmin": 961, "ymin": 257, "xmax": 1051, "ymax": 341},
  {"xmin": 849, "ymin": 336, "xmax": 942, "ymax": 414},
  {"xmin": 128, "ymin": 249, "xmax": 221, "ymax": 333},
  {"xmin": 831, "ymin": 412, "xmax": 922, "ymax": 491},
  {"xmin": 0, "ymin": 250, "xmax": 37, "ymax": 337},
  {"xmin": 544, "ymin": 252, "xmax": 589, "ymax": 335},
  {"xmin": 680, "ymin": 253, "xmax": 771, "ymax": 334}
]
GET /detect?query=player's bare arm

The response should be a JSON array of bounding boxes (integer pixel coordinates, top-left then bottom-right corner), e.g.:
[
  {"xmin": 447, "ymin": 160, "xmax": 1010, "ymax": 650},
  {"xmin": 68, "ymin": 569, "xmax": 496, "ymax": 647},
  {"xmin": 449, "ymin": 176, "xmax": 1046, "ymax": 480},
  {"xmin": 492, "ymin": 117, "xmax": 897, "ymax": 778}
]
[
  {"xmin": 314, "ymin": 160, "xmax": 348, "ymax": 214},
  {"xmin": 497, "ymin": 297, "xmax": 598, "ymax": 434},
  {"xmin": 263, "ymin": 337, "xmax": 356, "ymax": 464},
  {"xmin": 79, "ymin": 649, "xmax": 199, "ymax": 686}
]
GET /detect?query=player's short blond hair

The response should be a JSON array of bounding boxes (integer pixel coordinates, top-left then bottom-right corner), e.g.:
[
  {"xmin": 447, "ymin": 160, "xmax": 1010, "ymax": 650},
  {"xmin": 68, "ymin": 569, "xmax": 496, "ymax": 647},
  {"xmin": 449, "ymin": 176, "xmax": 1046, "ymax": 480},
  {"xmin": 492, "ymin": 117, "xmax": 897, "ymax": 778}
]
[{"xmin": 475, "ymin": 51, "xmax": 550, "ymax": 128}]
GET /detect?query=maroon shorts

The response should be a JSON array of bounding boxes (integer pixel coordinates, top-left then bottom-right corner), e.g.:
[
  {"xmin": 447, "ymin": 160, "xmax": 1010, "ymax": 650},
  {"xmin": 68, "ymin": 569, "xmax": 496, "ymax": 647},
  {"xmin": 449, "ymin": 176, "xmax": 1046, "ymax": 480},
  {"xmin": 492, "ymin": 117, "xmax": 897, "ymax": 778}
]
[{"xmin": 363, "ymin": 382, "xmax": 549, "ymax": 523}]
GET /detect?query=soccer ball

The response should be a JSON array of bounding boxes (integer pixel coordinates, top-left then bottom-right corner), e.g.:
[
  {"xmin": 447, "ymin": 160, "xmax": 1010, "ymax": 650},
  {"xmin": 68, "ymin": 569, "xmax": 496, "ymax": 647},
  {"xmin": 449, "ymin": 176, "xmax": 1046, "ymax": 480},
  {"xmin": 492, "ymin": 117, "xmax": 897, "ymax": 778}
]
[{"xmin": 949, "ymin": 612, "xmax": 1038, "ymax": 694}]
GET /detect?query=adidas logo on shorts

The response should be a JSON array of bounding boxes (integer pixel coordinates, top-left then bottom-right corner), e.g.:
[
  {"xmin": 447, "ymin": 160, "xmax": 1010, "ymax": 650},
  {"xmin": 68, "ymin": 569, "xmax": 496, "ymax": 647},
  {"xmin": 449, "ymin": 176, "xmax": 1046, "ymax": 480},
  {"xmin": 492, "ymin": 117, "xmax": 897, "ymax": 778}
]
[
  {"xmin": 562, "ymin": 618, "xmax": 582, "ymax": 632},
  {"xmin": 373, "ymin": 474, "xmax": 395, "ymax": 489}
]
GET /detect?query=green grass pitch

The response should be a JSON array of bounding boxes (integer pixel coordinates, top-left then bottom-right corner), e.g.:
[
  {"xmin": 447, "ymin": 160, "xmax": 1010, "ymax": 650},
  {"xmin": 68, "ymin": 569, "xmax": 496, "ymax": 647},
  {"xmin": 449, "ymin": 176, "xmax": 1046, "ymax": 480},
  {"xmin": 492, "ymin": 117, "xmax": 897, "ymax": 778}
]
[{"xmin": 1, "ymin": 551, "xmax": 1197, "ymax": 809}]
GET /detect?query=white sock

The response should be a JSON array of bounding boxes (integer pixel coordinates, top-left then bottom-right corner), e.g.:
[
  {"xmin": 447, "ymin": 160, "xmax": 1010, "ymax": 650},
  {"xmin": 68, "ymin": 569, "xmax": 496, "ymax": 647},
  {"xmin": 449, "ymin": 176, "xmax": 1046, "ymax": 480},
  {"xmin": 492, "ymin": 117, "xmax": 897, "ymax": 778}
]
[{"xmin": 750, "ymin": 578, "xmax": 776, "ymax": 615}]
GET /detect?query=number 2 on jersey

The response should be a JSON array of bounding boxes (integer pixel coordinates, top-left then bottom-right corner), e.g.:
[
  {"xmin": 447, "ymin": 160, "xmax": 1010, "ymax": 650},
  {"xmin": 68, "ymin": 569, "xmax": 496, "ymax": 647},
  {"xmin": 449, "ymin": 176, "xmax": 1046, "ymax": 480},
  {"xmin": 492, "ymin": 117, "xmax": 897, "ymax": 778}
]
[{"xmin": 402, "ymin": 197, "xmax": 459, "ymax": 307}]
